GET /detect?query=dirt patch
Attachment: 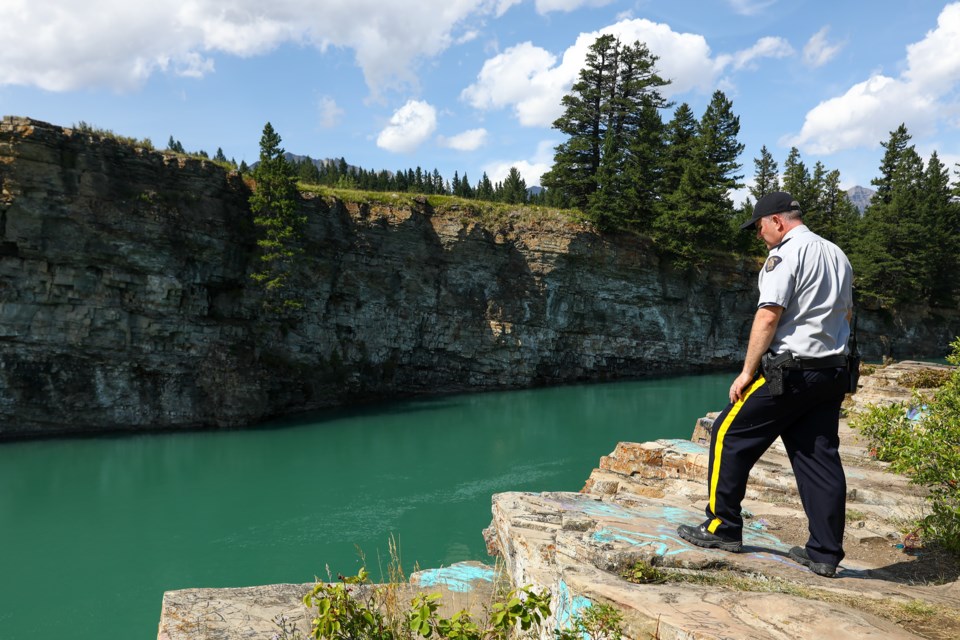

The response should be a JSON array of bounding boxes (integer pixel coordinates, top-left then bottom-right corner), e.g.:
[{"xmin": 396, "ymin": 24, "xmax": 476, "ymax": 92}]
[{"xmin": 756, "ymin": 514, "xmax": 959, "ymax": 584}]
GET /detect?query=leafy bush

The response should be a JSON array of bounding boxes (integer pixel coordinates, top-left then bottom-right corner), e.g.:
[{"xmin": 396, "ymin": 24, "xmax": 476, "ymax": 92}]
[
  {"xmin": 555, "ymin": 604, "xmax": 623, "ymax": 640},
  {"xmin": 851, "ymin": 338, "xmax": 960, "ymax": 555},
  {"xmin": 300, "ymin": 568, "xmax": 554, "ymax": 640},
  {"xmin": 850, "ymin": 402, "xmax": 915, "ymax": 463}
]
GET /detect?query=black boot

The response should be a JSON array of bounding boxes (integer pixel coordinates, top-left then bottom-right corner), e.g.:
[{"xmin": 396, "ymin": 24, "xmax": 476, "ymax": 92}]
[{"xmin": 677, "ymin": 523, "xmax": 742, "ymax": 553}]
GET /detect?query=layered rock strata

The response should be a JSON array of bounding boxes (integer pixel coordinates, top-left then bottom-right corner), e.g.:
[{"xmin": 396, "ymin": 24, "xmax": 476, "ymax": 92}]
[{"xmin": 2, "ymin": 116, "xmax": 959, "ymax": 436}]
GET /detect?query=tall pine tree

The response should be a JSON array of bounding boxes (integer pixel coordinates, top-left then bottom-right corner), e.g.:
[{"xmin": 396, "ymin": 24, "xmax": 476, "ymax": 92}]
[
  {"xmin": 543, "ymin": 35, "xmax": 668, "ymax": 226},
  {"xmin": 654, "ymin": 91, "xmax": 744, "ymax": 266},
  {"xmin": 851, "ymin": 125, "xmax": 927, "ymax": 305},
  {"xmin": 750, "ymin": 145, "xmax": 780, "ymax": 201},
  {"xmin": 250, "ymin": 122, "xmax": 306, "ymax": 311}
]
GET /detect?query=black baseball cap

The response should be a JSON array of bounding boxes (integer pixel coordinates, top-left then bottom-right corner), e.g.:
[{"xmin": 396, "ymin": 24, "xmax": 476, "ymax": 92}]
[{"xmin": 740, "ymin": 191, "xmax": 802, "ymax": 230}]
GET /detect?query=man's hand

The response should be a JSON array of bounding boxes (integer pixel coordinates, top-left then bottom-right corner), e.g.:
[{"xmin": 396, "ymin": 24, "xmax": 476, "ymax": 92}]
[
  {"xmin": 731, "ymin": 305, "xmax": 783, "ymax": 404},
  {"xmin": 729, "ymin": 371, "xmax": 756, "ymax": 403}
]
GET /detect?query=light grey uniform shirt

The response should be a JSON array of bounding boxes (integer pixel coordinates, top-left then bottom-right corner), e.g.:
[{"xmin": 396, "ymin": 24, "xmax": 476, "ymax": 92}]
[{"xmin": 757, "ymin": 224, "xmax": 853, "ymax": 359}]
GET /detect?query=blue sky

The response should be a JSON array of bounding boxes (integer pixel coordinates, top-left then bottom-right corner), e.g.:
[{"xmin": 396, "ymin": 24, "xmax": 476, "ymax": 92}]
[{"xmin": 2, "ymin": 0, "xmax": 959, "ymax": 198}]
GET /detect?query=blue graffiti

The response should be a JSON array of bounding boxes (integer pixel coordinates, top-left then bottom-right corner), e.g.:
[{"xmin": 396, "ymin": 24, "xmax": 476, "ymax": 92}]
[
  {"xmin": 658, "ymin": 439, "xmax": 709, "ymax": 455},
  {"xmin": 414, "ymin": 564, "xmax": 495, "ymax": 593},
  {"xmin": 555, "ymin": 579, "xmax": 593, "ymax": 635},
  {"xmin": 591, "ymin": 526, "xmax": 691, "ymax": 556}
]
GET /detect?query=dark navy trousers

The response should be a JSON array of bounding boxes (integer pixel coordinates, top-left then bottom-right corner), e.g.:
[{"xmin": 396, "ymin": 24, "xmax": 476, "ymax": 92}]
[{"xmin": 704, "ymin": 367, "xmax": 849, "ymax": 565}]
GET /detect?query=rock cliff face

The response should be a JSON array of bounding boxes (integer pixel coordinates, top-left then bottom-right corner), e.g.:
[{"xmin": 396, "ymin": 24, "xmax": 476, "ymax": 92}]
[{"xmin": 1, "ymin": 117, "xmax": 958, "ymax": 438}]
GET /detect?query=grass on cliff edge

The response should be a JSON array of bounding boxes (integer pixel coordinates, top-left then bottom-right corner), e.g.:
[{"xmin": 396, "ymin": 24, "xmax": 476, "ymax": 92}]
[{"xmin": 297, "ymin": 183, "xmax": 585, "ymax": 230}]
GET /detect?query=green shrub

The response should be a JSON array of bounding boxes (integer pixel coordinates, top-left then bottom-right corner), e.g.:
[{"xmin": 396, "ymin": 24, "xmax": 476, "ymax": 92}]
[
  {"xmin": 850, "ymin": 401, "xmax": 915, "ymax": 463},
  {"xmin": 301, "ymin": 568, "xmax": 553, "ymax": 640},
  {"xmin": 555, "ymin": 604, "xmax": 623, "ymax": 640},
  {"xmin": 851, "ymin": 337, "xmax": 960, "ymax": 555}
]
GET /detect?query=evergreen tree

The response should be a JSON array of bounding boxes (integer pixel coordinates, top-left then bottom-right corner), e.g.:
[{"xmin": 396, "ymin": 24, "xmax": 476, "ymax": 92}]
[
  {"xmin": 476, "ymin": 172, "xmax": 495, "ymax": 201},
  {"xmin": 871, "ymin": 123, "xmax": 912, "ymax": 205},
  {"xmin": 458, "ymin": 172, "xmax": 474, "ymax": 198},
  {"xmin": 781, "ymin": 147, "xmax": 809, "ymax": 204},
  {"xmin": 395, "ymin": 168, "xmax": 409, "ymax": 192},
  {"xmin": 816, "ymin": 168, "xmax": 859, "ymax": 246},
  {"xmin": 166, "ymin": 136, "xmax": 185, "ymax": 154},
  {"xmin": 807, "ymin": 161, "xmax": 827, "ymax": 215},
  {"xmin": 541, "ymin": 34, "xmax": 620, "ymax": 210},
  {"xmin": 750, "ymin": 145, "xmax": 780, "ymax": 201},
  {"xmin": 660, "ymin": 103, "xmax": 698, "ymax": 199},
  {"xmin": 249, "ymin": 122, "xmax": 306, "ymax": 311},
  {"xmin": 850, "ymin": 125, "xmax": 926, "ymax": 305},
  {"xmin": 920, "ymin": 152, "xmax": 960, "ymax": 305},
  {"xmin": 432, "ymin": 169, "xmax": 445, "ymax": 195},
  {"xmin": 239, "ymin": 160, "xmax": 249, "ymax": 174},
  {"xmin": 502, "ymin": 167, "xmax": 528, "ymax": 204},
  {"xmin": 214, "ymin": 147, "xmax": 228, "ymax": 163},
  {"xmin": 298, "ymin": 156, "xmax": 321, "ymax": 184},
  {"xmin": 544, "ymin": 35, "xmax": 669, "ymax": 226},
  {"xmin": 653, "ymin": 90, "xmax": 744, "ymax": 266}
]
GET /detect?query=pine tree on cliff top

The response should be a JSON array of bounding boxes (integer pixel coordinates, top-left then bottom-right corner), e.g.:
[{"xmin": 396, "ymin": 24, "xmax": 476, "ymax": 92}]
[{"xmin": 250, "ymin": 122, "xmax": 306, "ymax": 311}]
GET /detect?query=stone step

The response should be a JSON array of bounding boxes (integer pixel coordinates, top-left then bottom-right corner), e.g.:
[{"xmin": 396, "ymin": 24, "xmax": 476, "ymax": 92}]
[{"xmin": 586, "ymin": 439, "xmax": 926, "ymax": 519}]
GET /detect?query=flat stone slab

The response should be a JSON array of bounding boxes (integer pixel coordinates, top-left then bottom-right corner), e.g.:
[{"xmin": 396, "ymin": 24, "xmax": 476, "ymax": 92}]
[
  {"xmin": 158, "ymin": 563, "xmax": 497, "ymax": 640},
  {"xmin": 487, "ymin": 490, "xmax": 953, "ymax": 639},
  {"xmin": 158, "ymin": 583, "xmax": 314, "ymax": 640}
]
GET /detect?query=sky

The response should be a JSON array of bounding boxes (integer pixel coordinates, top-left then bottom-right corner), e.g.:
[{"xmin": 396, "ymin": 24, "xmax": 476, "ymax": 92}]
[{"xmin": 2, "ymin": 0, "xmax": 959, "ymax": 199}]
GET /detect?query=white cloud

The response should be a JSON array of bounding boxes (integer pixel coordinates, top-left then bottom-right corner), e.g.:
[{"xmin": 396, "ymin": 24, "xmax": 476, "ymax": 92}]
[
  {"xmin": 722, "ymin": 36, "xmax": 793, "ymax": 71},
  {"xmin": 727, "ymin": 0, "xmax": 777, "ymax": 16},
  {"xmin": 377, "ymin": 100, "xmax": 438, "ymax": 153},
  {"xmin": 461, "ymin": 41, "xmax": 562, "ymax": 127},
  {"xmin": 317, "ymin": 96, "xmax": 345, "ymax": 129},
  {"xmin": 440, "ymin": 128, "xmax": 489, "ymax": 151},
  {"xmin": 803, "ymin": 26, "xmax": 844, "ymax": 68},
  {"xmin": 463, "ymin": 18, "xmax": 784, "ymax": 128},
  {"xmin": 783, "ymin": 75, "xmax": 937, "ymax": 154},
  {"xmin": 494, "ymin": 0, "xmax": 523, "ymax": 17},
  {"xmin": 0, "ymin": 0, "xmax": 508, "ymax": 95},
  {"xmin": 787, "ymin": 2, "xmax": 960, "ymax": 154},
  {"xmin": 483, "ymin": 139, "xmax": 556, "ymax": 186},
  {"xmin": 903, "ymin": 3, "xmax": 960, "ymax": 94},
  {"xmin": 534, "ymin": 0, "xmax": 616, "ymax": 13}
]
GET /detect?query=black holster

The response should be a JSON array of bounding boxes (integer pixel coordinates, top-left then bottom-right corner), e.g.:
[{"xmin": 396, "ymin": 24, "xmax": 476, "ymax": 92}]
[
  {"xmin": 846, "ymin": 352, "xmax": 861, "ymax": 393},
  {"xmin": 761, "ymin": 351, "xmax": 794, "ymax": 397}
]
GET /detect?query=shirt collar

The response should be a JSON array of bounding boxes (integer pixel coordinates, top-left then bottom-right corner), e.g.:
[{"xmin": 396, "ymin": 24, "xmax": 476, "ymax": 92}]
[{"xmin": 772, "ymin": 224, "xmax": 808, "ymax": 251}]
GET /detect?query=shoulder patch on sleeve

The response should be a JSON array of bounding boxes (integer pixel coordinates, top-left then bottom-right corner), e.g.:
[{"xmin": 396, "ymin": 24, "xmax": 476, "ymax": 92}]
[{"xmin": 765, "ymin": 256, "xmax": 783, "ymax": 272}]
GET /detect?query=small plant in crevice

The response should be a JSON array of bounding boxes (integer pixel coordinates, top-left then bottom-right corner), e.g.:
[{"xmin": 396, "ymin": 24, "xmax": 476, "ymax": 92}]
[
  {"xmin": 273, "ymin": 613, "xmax": 306, "ymax": 640},
  {"xmin": 621, "ymin": 559, "xmax": 668, "ymax": 584}
]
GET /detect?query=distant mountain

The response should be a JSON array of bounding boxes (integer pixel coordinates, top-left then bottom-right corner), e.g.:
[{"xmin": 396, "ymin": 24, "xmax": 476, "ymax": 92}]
[
  {"xmin": 526, "ymin": 186, "xmax": 544, "ymax": 197},
  {"xmin": 846, "ymin": 186, "xmax": 876, "ymax": 214},
  {"xmin": 283, "ymin": 152, "xmax": 365, "ymax": 175}
]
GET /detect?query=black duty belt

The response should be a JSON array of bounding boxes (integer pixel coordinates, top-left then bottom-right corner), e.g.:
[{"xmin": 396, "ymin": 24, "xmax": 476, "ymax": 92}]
[{"xmin": 781, "ymin": 354, "xmax": 848, "ymax": 370}]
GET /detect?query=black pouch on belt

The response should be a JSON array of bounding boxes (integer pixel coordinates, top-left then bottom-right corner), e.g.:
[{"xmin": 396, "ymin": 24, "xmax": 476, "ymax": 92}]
[{"xmin": 761, "ymin": 352, "xmax": 793, "ymax": 397}]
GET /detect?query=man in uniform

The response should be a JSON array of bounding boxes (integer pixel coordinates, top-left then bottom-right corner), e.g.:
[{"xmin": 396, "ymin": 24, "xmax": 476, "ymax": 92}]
[{"xmin": 676, "ymin": 191, "xmax": 853, "ymax": 578}]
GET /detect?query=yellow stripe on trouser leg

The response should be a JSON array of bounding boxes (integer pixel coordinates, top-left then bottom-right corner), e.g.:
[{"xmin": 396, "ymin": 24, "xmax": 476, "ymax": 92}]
[{"xmin": 707, "ymin": 377, "xmax": 766, "ymax": 534}]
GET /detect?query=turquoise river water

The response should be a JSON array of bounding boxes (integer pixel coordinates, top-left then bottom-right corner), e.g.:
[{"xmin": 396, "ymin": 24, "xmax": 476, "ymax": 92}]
[{"xmin": 0, "ymin": 372, "xmax": 731, "ymax": 639}]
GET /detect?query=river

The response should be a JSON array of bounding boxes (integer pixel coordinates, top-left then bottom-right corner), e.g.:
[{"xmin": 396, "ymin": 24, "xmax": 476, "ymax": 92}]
[{"xmin": 0, "ymin": 372, "xmax": 731, "ymax": 639}]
